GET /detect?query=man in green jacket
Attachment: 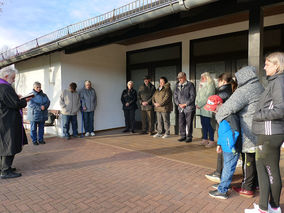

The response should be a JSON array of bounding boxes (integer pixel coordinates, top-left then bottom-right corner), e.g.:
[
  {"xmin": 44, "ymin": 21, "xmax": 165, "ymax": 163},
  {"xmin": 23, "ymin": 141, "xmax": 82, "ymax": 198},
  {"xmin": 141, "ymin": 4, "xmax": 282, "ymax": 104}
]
[{"xmin": 138, "ymin": 76, "xmax": 156, "ymax": 135}]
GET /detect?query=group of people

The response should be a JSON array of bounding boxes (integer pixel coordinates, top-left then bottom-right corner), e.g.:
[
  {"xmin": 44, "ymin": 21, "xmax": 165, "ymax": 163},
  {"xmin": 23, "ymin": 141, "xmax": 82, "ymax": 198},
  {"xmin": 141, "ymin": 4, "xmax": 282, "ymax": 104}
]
[
  {"xmin": 201, "ymin": 52, "xmax": 283, "ymax": 213},
  {"xmin": 27, "ymin": 80, "xmax": 98, "ymax": 144},
  {"xmin": 121, "ymin": 72, "xmax": 196, "ymax": 142},
  {"xmin": 0, "ymin": 51, "xmax": 283, "ymax": 213}
]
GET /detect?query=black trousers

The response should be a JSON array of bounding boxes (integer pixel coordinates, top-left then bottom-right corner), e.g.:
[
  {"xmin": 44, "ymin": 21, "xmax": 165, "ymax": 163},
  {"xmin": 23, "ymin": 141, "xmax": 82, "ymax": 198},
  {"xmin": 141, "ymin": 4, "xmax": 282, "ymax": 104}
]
[
  {"xmin": 256, "ymin": 134, "xmax": 284, "ymax": 211},
  {"xmin": 123, "ymin": 109, "xmax": 135, "ymax": 131},
  {"xmin": 241, "ymin": 152, "xmax": 258, "ymax": 191},
  {"xmin": 179, "ymin": 110, "xmax": 195, "ymax": 139},
  {"xmin": 0, "ymin": 155, "xmax": 15, "ymax": 173}
]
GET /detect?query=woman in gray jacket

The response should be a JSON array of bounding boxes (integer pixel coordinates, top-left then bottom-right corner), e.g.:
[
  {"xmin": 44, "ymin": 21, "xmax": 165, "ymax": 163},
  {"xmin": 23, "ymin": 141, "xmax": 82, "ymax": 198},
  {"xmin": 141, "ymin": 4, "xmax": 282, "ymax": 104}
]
[
  {"xmin": 216, "ymin": 66, "xmax": 264, "ymax": 198},
  {"xmin": 245, "ymin": 52, "xmax": 284, "ymax": 213}
]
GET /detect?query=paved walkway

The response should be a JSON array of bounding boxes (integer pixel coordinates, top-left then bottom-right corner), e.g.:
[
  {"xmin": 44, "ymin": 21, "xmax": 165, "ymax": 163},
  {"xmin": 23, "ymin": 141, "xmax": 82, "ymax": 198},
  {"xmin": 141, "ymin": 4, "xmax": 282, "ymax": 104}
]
[{"xmin": 0, "ymin": 130, "xmax": 283, "ymax": 213}]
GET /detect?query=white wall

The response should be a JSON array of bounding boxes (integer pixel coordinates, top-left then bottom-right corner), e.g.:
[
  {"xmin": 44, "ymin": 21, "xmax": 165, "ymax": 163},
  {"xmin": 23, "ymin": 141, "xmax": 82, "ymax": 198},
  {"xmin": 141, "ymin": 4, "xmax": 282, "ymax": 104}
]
[
  {"xmin": 61, "ymin": 44, "xmax": 127, "ymax": 132},
  {"xmin": 15, "ymin": 52, "xmax": 62, "ymax": 135}
]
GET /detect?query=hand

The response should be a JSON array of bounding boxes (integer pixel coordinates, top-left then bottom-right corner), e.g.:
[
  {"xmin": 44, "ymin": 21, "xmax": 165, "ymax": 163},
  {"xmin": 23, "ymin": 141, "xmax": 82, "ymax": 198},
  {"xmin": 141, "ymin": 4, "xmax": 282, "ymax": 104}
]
[
  {"xmin": 125, "ymin": 103, "xmax": 130, "ymax": 107},
  {"xmin": 216, "ymin": 145, "xmax": 222, "ymax": 153},
  {"xmin": 83, "ymin": 107, "xmax": 87, "ymax": 111},
  {"xmin": 196, "ymin": 106, "xmax": 200, "ymax": 109},
  {"xmin": 179, "ymin": 104, "xmax": 187, "ymax": 109},
  {"xmin": 142, "ymin": 102, "xmax": 148, "ymax": 106},
  {"xmin": 154, "ymin": 103, "xmax": 160, "ymax": 107},
  {"xmin": 25, "ymin": 97, "xmax": 32, "ymax": 102},
  {"xmin": 41, "ymin": 105, "xmax": 45, "ymax": 110}
]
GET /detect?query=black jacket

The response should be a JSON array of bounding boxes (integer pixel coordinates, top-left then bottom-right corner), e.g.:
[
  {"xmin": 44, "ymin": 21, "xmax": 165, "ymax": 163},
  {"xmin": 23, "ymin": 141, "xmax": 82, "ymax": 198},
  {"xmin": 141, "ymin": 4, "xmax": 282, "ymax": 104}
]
[
  {"xmin": 121, "ymin": 88, "xmax": 138, "ymax": 110},
  {"xmin": 217, "ymin": 84, "xmax": 232, "ymax": 103},
  {"xmin": 252, "ymin": 72, "xmax": 284, "ymax": 136},
  {"xmin": 0, "ymin": 83, "xmax": 28, "ymax": 156}
]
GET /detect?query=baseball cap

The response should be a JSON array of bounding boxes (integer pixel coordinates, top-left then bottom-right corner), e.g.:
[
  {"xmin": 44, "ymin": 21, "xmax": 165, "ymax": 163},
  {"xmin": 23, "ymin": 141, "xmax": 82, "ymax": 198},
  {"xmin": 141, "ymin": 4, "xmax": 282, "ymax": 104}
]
[{"xmin": 204, "ymin": 95, "xmax": 223, "ymax": 112}]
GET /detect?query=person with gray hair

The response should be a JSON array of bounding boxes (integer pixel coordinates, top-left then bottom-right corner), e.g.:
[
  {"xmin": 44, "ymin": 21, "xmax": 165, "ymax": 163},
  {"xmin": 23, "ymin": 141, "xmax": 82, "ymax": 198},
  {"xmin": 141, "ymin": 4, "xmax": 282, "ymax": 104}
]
[
  {"xmin": 27, "ymin": 81, "xmax": 50, "ymax": 145},
  {"xmin": 174, "ymin": 72, "xmax": 196, "ymax": 142},
  {"xmin": 0, "ymin": 66, "xmax": 31, "ymax": 179},
  {"xmin": 121, "ymin": 81, "xmax": 137, "ymax": 133},
  {"xmin": 79, "ymin": 80, "xmax": 97, "ymax": 137}
]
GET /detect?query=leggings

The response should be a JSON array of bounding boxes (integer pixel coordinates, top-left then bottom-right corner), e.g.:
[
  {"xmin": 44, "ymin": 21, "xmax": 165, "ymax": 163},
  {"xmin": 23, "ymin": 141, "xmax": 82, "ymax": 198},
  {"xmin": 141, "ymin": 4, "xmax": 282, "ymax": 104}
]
[{"xmin": 256, "ymin": 134, "xmax": 284, "ymax": 211}]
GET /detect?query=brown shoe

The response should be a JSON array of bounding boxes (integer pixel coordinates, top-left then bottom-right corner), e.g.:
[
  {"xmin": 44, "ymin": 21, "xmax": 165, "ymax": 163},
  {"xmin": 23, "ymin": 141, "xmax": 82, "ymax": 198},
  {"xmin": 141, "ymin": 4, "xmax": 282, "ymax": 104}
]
[
  {"xmin": 198, "ymin": 139, "xmax": 209, "ymax": 146},
  {"xmin": 232, "ymin": 187, "xmax": 254, "ymax": 198},
  {"xmin": 148, "ymin": 132, "xmax": 154, "ymax": 136},
  {"xmin": 205, "ymin": 141, "xmax": 216, "ymax": 148}
]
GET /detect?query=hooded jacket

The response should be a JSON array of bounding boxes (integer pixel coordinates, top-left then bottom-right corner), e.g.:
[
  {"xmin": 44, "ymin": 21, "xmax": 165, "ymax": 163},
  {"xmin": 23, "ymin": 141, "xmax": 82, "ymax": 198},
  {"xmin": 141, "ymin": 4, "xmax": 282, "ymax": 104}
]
[
  {"xmin": 27, "ymin": 90, "xmax": 50, "ymax": 122},
  {"xmin": 195, "ymin": 81, "xmax": 215, "ymax": 117},
  {"xmin": 174, "ymin": 80, "xmax": 196, "ymax": 113},
  {"xmin": 216, "ymin": 66, "xmax": 264, "ymax": 153},
  {"xmin": 138, "ymin": 83, "xmax": 156, "ymax": 111},
  {"xmin": 252, "ymin": 72, "xmax": 284, "ymax": 136},
  {"xmin": 152, "ymin": 82, "xmax": 173, "ymax": 113}
]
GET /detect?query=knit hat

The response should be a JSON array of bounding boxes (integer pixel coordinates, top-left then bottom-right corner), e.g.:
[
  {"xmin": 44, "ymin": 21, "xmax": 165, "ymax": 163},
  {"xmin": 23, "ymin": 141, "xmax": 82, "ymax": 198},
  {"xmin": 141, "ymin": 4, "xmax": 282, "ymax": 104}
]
[{"xmin": 204, "ymin": 95, "xmax": 223, "ymax": 112}]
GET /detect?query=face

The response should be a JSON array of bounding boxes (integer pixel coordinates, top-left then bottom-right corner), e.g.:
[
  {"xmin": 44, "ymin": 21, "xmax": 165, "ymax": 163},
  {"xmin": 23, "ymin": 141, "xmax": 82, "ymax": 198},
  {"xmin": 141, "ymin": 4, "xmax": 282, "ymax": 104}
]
[
  {"xmin": 201, "ymin": 75, "xmax": 207, "ymax": 82},
  {"xmin": 218, "ymin": 79, "xmax": 227, "ymax": 87},
  {"xmin": 144, "ymin": 79, "xmax": 150, "ymax": 85},
  {"xmin": 178, "ymin": 76, "xmax": 186, "ymax": 84},
  {"xmin": 264, "ymin": 59, "xmax": 278, "ymax": 76},
  {"xmin": 160, "ymin": 79, "xmax": 165, "ymax": 87},
  {"xmin": 127, "ymin": 82, "xmax": 133, "ymax": 89},
  {"xmin": 34, "ymin": 84, "xmax": 42, "ymax": 92},
  {"xmin": 5, "ymin": 73, "xmax": 16, "ymax": 84},
  {"xmin": 85, "ymin": 82, "xmax": 91, "ymax": 89}
]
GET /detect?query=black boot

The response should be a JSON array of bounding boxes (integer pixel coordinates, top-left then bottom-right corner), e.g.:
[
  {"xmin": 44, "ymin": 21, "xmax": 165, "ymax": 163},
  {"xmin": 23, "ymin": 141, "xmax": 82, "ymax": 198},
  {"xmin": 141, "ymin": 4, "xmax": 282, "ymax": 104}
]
[{"xmin": 1, "ymin": 169, "xmax": 22, "ymax": 179}]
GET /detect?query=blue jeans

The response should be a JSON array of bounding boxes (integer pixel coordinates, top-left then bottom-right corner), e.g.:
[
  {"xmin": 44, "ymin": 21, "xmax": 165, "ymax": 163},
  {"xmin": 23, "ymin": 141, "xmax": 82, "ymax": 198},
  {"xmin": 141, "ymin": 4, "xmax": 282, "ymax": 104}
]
[
  {"xmin": 62, "ymin": 115, "xmax": 78, "ymax": 137},
  {"xmin": 200, "ymin": 116, "xmax": 214, "ymax": 141},
  {"xmin": 218, "ymin": 152, "xmax": 240, "ymax": 194},
  {"xmin": 83, "ymin": 111, "xmax": 94, "ymax": 133},
  {"xmin": 30, "ymin": 121, "xmax": 45, "ymax": 143}
]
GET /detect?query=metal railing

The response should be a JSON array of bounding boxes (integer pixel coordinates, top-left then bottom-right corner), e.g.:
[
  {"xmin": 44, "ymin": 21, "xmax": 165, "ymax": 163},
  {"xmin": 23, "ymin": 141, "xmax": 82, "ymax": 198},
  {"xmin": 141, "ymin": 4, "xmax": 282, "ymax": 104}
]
[{"xmin": 0, "ymin": 0, "xmax": 178, "ymax": 62}]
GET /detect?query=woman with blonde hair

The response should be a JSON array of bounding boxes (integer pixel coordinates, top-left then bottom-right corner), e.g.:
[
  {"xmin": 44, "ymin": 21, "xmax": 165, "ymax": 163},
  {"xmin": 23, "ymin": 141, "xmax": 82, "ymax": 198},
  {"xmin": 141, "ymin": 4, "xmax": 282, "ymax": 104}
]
[
  {"xmin": 245, "ymin": 52, "xmax": 284, "ymax": 213},
  {"xmin": 196, "ymin": 72, "xmax": 216, "ymax": 147}
]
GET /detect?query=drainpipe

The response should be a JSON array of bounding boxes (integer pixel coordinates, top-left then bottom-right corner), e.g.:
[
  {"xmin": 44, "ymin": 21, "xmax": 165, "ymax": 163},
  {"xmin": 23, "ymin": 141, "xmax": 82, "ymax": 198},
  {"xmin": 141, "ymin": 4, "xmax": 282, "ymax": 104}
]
[{"xmin": 0, "ymin": 0, "xmax": 218, "ymax": 68}]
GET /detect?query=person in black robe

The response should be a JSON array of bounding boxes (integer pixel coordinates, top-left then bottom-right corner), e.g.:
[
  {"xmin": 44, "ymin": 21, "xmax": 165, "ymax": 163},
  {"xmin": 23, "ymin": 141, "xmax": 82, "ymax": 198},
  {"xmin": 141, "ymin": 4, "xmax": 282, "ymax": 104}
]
[{"xmin": 0, "ymin": 66, "xmax": 30, "ymax": 179}]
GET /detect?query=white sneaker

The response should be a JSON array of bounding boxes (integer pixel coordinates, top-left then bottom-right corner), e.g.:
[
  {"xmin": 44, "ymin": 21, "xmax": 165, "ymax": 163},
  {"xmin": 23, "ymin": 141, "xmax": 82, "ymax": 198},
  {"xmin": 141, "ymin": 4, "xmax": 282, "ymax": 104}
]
[
  {"xmin": 268, "ymin": 203, "xmax": 282, "ymax": 213},
  {"xmin": 153, "ymin": 133, "xmax": 162, "ymax": 138},
  {"xmin": 244, "ymin": 203, "xmax": 268, "ymax": 213},
  {"xmin": 162, "ymin": 134, "xmax": 170, "ymax": 139},
  {"xmin": 85, "ymin": 132, "xmax": 90, "ymax": 137},
  {"xmin": 90, "ymin": 132, "xmax": 96, "ymax": 136}
]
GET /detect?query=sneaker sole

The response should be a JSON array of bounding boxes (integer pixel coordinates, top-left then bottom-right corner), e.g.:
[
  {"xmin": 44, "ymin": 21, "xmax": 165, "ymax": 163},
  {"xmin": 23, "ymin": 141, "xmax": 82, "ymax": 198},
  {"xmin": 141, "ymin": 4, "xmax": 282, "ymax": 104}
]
[
  {"xmin": 205, "ymin": 175, "xmax": 221, "ymax": 183},
  {"xmin": 208, "ymin": 193, "xmax": 228, "ymax": 200},
  {"xmin": 239, "ymin": 193, "xmax": 254, "ymax": 198}
]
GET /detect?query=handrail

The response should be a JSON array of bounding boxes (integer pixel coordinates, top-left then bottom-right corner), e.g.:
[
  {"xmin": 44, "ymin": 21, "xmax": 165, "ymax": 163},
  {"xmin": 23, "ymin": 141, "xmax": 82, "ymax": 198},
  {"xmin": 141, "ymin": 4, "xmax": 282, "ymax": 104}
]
[{"xmin": 0, "ymin": 0, "xmax": 178, "ymax": 62}]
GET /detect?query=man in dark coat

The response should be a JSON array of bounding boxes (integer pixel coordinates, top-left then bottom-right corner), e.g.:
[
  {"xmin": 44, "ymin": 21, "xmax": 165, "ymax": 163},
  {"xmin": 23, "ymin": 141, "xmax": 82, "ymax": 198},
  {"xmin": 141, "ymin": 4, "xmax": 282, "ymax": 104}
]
[
  {"xmin": 174, "ymin": 72, "xmax": 196, "ymax": 142},
  {"xmin": 0, "ymin": 66, "xmax": 30, "ymax": 179}
]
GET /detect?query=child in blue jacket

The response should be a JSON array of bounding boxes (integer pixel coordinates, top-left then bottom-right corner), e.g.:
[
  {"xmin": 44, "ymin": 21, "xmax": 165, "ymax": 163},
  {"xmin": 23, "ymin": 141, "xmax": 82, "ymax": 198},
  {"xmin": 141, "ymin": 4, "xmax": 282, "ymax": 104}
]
[{"xmin": 204, "ymin": 95, "xmax": 242, "ymax": 199}]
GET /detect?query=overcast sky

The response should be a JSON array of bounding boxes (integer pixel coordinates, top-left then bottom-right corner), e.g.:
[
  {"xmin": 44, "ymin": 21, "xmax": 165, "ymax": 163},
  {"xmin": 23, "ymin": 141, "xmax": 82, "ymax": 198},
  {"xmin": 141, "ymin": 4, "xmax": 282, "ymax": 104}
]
[{"xmin": 0, "ymin": 0, "xmax": 134, "ymax": 50}]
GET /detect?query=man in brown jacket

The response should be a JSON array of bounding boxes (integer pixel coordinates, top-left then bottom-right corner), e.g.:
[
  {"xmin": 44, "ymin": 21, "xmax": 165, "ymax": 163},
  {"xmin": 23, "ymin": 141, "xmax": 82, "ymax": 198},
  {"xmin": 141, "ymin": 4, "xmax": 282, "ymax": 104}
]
[
  {"xmin": 152, "ymin": 77, "xmax": 173, "ymax": 138},
  {"xmin": 138, "ymin": 76, "xmax": 156, "ymax": 135}
]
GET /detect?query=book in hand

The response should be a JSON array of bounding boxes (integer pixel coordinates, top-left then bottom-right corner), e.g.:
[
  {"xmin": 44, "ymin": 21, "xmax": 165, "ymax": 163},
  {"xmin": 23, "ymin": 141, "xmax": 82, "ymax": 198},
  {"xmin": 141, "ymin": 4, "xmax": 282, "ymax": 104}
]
[{"xmin": 21, "ymin": 93, "xmax": 35, "ymax": 100}]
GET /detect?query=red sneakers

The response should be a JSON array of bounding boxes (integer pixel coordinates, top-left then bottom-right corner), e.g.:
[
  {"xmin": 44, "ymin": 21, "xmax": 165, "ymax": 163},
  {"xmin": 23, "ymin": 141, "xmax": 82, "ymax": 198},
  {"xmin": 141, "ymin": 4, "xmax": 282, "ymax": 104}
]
[{"xmin": 232, "ymin": 187, "xmax": 254, "ymax": 198}]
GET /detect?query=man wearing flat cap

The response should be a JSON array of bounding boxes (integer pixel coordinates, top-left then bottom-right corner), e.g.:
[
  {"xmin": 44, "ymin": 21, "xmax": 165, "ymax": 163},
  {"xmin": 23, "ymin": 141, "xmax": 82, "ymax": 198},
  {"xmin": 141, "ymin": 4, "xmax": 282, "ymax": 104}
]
[
  {"xmin": 174, "ymin": 72, "xmax": 196, "ymax": 142},
  {"xmin": 138, "ymin": 75, "xmax": 156, "ymax": 135}
]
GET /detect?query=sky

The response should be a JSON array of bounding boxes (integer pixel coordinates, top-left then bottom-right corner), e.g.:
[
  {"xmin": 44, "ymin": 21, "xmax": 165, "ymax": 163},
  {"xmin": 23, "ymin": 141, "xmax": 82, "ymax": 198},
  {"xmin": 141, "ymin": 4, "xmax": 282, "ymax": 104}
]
[{"xmin": 0, "ymin": 0, "xmax": 134, "ymax": 51}]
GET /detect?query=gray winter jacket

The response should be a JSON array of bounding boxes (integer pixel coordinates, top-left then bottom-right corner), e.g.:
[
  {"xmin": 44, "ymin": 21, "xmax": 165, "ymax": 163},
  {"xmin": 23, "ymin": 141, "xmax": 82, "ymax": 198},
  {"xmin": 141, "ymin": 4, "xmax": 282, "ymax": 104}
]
[
  {"xmin": 216, "ymin": 66, "xmax": 264, "ymax": 153},
  {"xmin": 60, "ymin": 90, "xmax": 81, "ymax": 115},
  {"xmin": 79, "ymin": 87, "xmax": 97, "ymax": 112},
  {"xmin": 174, "ymin": 81, "xmax": 196, "ymax": 113},
  {"xmin": 252, "ymin": 72, "xmax": 284, "ymax": 136}
]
